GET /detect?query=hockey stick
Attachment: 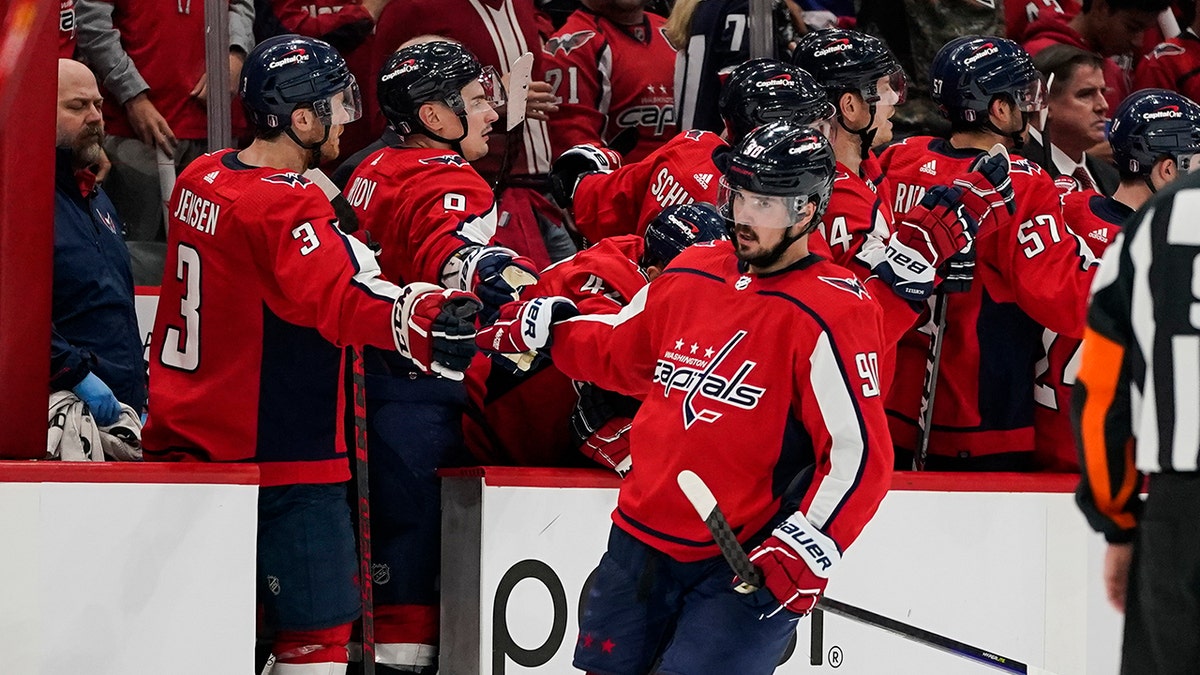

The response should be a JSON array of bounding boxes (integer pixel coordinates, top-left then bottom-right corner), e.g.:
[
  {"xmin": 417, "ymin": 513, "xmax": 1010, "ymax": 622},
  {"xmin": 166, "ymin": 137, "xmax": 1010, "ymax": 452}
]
[
  {"xmin": 676, "ymin": 471, "xmax": 1050, "ymax": 675},
  {"xmin": 913, "ymin": 292, "xmax": 948, "ymax": 471},
  {"xmin": 349, "ymin": 347, "xmax": 376, "ymax": 675}
]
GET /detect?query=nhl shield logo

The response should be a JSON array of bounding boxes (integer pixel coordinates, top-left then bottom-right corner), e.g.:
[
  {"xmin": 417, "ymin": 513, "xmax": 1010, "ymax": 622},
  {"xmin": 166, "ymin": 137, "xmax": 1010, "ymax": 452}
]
[
  {"xmin": 372, "ymin": 563, "xmax": 391, "ymax": 585},
  {"xmin": 267, "ymin": 575, "xmax": 281, "ymax": 596},
  {"xmin": 735, "ymin": 275, "xmax": 751, "ymax": 290}
]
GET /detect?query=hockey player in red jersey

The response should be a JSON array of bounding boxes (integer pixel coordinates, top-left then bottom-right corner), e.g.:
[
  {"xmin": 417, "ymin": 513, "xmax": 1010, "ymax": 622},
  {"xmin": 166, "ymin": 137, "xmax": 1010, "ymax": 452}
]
[
  {"xmin": 879, "ymin": 35, "xmax": 1099, "ymax": 470},
  {"xmin": 544, "ymin": 0, "xmax": 678, "ymax": 164},
  {"xmin": 1036, "ymin": 89, "xmax": 1200, "ymax": 471},
  {"xmin": 552, "ymin": 58, "xmax": 835, "ymax": 243},
  {"xmin": 142, "ymin": 35, "xmax": 480, "ymax": 674},
  {"xmin": 341, "ymin": 40, "xmax": 536, "ymax": 673},
  {"xmin": 463, "ymin": 203, "xmax": 728, "ymax": 470},
  {"xmin": 791, "ymin": 28, "xmax": 999, "ymax": 355},
  {"xmin": 1134, "ymin": 20, "xmax": 1200, "ymax": 107},
  {"xmin": 478, "ymin": 123, "xmax": 893, "ymax": 674}
]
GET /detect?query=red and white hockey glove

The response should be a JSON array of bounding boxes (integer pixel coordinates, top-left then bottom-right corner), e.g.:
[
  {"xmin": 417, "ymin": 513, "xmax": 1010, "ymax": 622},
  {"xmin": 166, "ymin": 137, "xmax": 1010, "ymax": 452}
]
[
  {"xmin": 445, "ymin": 245, "xmax": 540, "ymax": 325},
  {"xmin": 579, "ymin": 417, "xmax": 634, "ymax": 477},
  {"xmin": 953, "ymin": 148, "xmax": 1015, "ymax": 230},
  {"xmin": 548, "ymin": 144, "xmax": 623, "ymax": 209},
  {"xmin": 740, "ymin": 511, "xmax": 841, "ymax": 617},
  {"xmin": 869, "ymin": 185, "xmax": 977, "ymax": 301},
  {"xmin": 475, "ymin": 297, "xmax": 580, "ymax": 371},
  {"xmin": 392, "ymin": 283, "xmax": 482, "ymax": 381}
]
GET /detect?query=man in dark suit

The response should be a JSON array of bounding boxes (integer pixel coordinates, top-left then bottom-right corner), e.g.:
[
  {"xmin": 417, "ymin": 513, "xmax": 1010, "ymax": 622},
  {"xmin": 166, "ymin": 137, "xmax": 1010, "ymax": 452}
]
[{"xmin": 1027, "ymin": 44, "xmax": 1121, "ymax": 195}]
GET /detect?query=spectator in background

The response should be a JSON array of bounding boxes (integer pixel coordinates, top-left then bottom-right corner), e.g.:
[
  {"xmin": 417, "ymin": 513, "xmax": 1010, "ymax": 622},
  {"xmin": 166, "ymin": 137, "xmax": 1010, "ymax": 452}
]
[
  {"xmin": 75, "ymin": 0, "xmax": 254, "ymax": 242},
  {"xmin": 1134, "ymin": 1, "xmax": 1200, "ymax": 104},
  {"xmin": 1028, "ymin": 45, "xmax": 1120, "ymax": 195},
  {"xmin": 667, "ymin": 0, "xmax": 809, "ymax": 135},
  {"xmin": 1038, "ymin": 89, "xmax": 1200, "ymax": 473},
  {"xmin": 52, "ymin": 59, "xmax": 144, "ymax": 426},
  {"xmin": 369, "ymin": 1, "xmax": 569, "ymax": 269},
  {"xmin": 60, "ymin": 0, "xmax": 77, "ymax": 57},
  {"xmin": 1006, "ymin": 0, "xmax": 1080, "ymax": 43},
  {"xmin": 1023, "ymin": 0, "xmax": 1171, "ymax": 112},
  {"xmin": 857, "ymin": 0, "xmax": 1003, "ymax": 139},
  {"xmin": 252, "ymin": 0, "xmax": 392, "ymax": 160},
  {"xmin": 544, "ymin": 0, "xmax": 678, "ymax": 164}
]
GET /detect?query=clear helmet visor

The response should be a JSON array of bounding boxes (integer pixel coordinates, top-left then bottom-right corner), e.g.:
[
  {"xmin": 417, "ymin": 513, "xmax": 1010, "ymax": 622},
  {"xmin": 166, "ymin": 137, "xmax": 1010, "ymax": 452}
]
[
  {"xmin": 1012, "ymin": 74, "xmax": 1048, "ymax": 113},
  {"xmin": 874, "ymin": 69, "xmax": 908, "ymax": 106},
  {"xmin": 716, "ymin": 177, "xmax": 806, "ymax": 229},
  {"xmin": 316, "ymin": 77, "xmax": 363, "ymax": 125},
  {"xmin": 479, "ymin": 65, "xmax": 507, "ymax": 109}
]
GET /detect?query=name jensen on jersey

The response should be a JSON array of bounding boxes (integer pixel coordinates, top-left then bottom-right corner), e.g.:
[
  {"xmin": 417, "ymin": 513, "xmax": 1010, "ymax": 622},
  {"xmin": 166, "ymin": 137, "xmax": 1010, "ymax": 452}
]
[
  {"xmin": 653, "ymin": 330, "xmax": 766, "ymax": 429},
  {"xmin": 173, "ymin": 187, "xmax": 220, "ymax": 235}
]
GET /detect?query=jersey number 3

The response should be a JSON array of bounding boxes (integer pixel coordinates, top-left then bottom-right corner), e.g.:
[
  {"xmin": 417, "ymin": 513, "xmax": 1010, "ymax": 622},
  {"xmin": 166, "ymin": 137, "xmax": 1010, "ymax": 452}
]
[{"xmin": 161, "ymin": 243, "xmax": 201, "ymax": 372}]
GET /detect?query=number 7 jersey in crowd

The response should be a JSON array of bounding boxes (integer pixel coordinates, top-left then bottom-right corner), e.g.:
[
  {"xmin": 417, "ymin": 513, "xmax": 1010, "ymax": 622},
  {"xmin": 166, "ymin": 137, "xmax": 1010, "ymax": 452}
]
[{"xmin": 143, "ymin": 149, "xmax": 404, "ymax": 486}]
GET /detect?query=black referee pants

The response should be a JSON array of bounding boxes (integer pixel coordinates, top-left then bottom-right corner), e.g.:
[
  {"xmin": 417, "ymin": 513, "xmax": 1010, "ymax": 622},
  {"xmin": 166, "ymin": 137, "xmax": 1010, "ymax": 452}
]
[{"xmin": 1122, "ymin": 472, "xmax": 1200, "ymax": 675}]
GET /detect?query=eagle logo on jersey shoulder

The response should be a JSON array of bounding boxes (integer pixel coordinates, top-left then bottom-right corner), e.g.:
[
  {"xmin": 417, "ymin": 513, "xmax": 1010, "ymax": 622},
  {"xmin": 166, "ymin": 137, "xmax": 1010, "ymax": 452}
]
[
  {"xmin": 1152, "ymin": 43, "xmax": 1186, "ymax": 59},
  {"xmin": 684, "ymin": 129, "xmax": 708, "ymax": 141},
  {"xmin": 818, "ymin": 275, "xmax": 870, "ymax": 300},
  {"xmin": 261, "ymin": 172, "xmax": 312, "ymax": 188},
  {"xmin": 1009, "ymin": 158, "xmax": 1041, "ymax": 175},
  {"xmin": 544, "ymin": 30, "xmax": 596, "ymax": 57},
  {"xmin": 418, "ymin": 154, "xmax": 468, "ymax": 167}
]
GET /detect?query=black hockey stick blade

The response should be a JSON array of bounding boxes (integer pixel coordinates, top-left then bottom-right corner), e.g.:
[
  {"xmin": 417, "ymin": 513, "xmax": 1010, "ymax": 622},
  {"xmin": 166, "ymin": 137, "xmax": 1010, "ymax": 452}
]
[
  {"xmin": 675, "ymin": 470, "xmax": 1051, "ymax": 675},
  {"xmin": 677, "ymin": 470, "xmax": 763, "ymax": 588}
]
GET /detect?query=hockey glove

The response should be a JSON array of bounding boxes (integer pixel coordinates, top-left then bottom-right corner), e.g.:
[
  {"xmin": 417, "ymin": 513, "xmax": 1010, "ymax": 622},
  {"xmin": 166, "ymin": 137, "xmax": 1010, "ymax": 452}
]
[
  {"xmin": 72, "ymin": 372, "xmax": 121, "ymax": 426},
  {"xmin": 579, "ymin": 417, "xmax": 634, "ymax": 477},
  {"xmin": 548, "ymin": 144, "xmax": 623, "ymax": 209},
  {"xmin": 446, "ymin": 246, "xmax": 540, "ymax": 325},
  {"xmin": 740, "ymin": 511, "xmax": 841, "ymax": 617},
  {"xmin": 475, "ymin": 297, "xmax": 580, "ymax": 371},
  {"xmin": 392, "ymin": 283, "xmax": 482, "ymax": 381},
  {"xmin": 940, "ymin": 243, "xmax": 976, "ymax": 294},
  {"xmin": 869, "ymin": 185, "xmax": 976, "ymax": 301},
  {"xmin": 953, "ymin": 149, "xmax": 1015, "ymax": 231}
]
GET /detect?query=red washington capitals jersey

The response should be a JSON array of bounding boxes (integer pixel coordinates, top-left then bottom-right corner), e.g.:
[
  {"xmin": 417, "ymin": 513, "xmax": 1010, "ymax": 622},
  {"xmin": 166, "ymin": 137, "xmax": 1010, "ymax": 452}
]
[
  {"xmin": 1034, "ymin": 191, "xmax": 1128, "ymax": 470},
  {"xmin": 544, "ymin": 8, "xmax": 678, "ymax": 164},
  {"xmin": 464, "ymin": 235, "xmax": 650, "ymax": 465},
  {"xmin": 810, "ymin": 156, "xmax": 919, "ymax": 384},
  {"xmin": 879, "ymin": 137, "xmax": 1097, "ymax": 458},
  {"xmin": 372, "ymin": 0, "xmax": 554, "ymax": 180},
  {"xmin": 1133, "ymin": 31, "xmax": 1200, "ymax": 107},
  {"xmin": 345, "ymin": 146, "xmax": 499, "ymax": 286},
  {"xmin": 573, "ymin": 129, "xmax": 726, "ymax": 243},
  {"xmin": 143, "ymin": 150, "xmax": 402, "ymax": 486},
  {"xmin": 552, "ymin": 241, "xmax": 893, "ymax": 562}
]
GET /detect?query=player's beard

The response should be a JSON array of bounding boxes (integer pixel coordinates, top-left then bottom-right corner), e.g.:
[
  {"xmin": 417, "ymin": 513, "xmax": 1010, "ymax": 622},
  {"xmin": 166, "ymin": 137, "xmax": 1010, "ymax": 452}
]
[
  {"xmin": 733, "ymin": 223, "xmax": 797, "ymax": 269},
  {"xmin": 71, "ymin": 123, "xmax": 105, "ymax": 170}
]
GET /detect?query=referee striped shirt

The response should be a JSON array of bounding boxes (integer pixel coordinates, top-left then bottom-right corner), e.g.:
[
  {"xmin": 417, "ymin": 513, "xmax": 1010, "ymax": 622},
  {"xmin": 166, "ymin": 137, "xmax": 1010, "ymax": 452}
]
[{"xmin": 1074, "ymin": 170, "xmax": 1200, "ymax": 542}]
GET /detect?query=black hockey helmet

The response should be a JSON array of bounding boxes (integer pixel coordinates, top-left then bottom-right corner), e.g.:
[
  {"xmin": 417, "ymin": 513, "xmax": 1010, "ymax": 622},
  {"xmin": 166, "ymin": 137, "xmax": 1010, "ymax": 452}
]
[
  {"xmin": 791, "ymin": 28, "xmax": 906, "ymax": 107},
  {"xmin": 642, "ymin": 203, "xmax": 729, "ymax": 269},
  {"xmin": 1109, "ymin": 88, "xmax": 1200, "ymax": 178},
  {"xmin": 718, "ymin": 59, "xmax": 836, "ymax": 142},
  {"xmin": 239, "ymin": 34, "xmax": 361, "ymax": 132},
  {"xmin": 377, "ymin": 40, "xmax": 503, "ymax": 144},
  {"xmin": 718, "ymin": 122, "xmax": 836, "ymax": 234},
  {"xmin": 930, "ymin": 36, "xmax": 1045, "ymax": 124}
]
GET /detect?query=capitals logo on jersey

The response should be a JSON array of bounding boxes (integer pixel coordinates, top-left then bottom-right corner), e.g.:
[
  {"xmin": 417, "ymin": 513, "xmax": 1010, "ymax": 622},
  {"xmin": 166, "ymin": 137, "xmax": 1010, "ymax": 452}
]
[
  {"xmin": 418, "ymin": 154, "xmax": 468, "ymax": 167},
  {"xmin": 544, "ymin": 30, "xmax": 596, "ymax": 57},
  {"xmin": 818, "ymin": 275, "xmax": 870, "ymax": 300},
  {"xmin": 684, "ymin": 129, "xmax": 707, "ymax": 141},
  {"xmin": 261, "ymin": 172, "xmax": 312, "ymax": 188},
  {"xmin": 653, "ymin": 330, "xmax": 766, "ymax": 429}
]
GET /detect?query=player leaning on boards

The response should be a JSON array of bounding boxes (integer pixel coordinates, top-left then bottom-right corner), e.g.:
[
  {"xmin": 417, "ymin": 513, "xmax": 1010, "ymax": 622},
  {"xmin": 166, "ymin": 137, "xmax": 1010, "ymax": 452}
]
[
  {"xmin": 342, "ymin": 40, "xmax": 538, "ymax": 674},
  {"xmin": 142, "ymin": 35, "xmax": 480, "ymax": 675},
  {"xmin": 479, "ymin": 123, "xmax": 893, "ymax": 674},
  {"xmin": 1073, "ymin": 90, "xmax": 1200, "ymax": 675}
]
